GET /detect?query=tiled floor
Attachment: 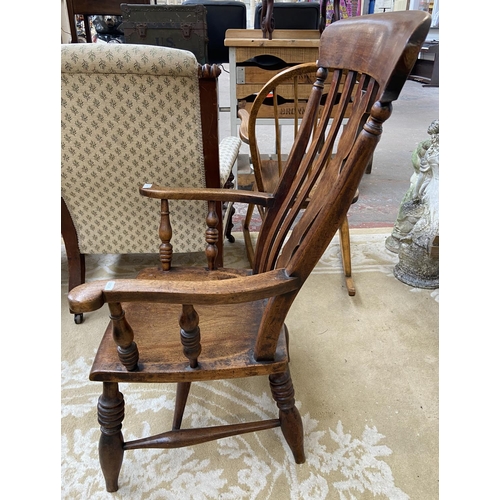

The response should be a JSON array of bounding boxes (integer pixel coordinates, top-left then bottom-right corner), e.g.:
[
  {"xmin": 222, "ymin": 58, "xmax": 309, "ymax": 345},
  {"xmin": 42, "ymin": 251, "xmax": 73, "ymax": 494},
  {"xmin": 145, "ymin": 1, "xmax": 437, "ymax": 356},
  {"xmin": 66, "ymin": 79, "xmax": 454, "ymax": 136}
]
[{"xmin": 217, "ymin": 70, "xmax": 439, "ymax": 229}]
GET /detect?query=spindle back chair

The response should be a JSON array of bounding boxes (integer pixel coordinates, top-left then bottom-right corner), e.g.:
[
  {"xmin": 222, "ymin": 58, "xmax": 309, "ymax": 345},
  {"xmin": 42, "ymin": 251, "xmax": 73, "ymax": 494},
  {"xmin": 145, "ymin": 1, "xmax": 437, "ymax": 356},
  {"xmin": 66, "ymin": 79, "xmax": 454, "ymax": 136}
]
[{"xmin": 67, "ymin": 11, "xmax": 431, "ymax": 493}]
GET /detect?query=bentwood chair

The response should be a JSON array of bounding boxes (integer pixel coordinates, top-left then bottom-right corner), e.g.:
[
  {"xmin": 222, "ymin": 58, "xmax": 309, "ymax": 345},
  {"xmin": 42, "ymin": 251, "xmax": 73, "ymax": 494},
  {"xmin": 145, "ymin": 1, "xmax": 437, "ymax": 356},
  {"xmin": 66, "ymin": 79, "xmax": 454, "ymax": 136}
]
[
  {"xmin": 238, "ymin": 62, "xmax": 359, "ymax": 295},
  {"xmin": 61, "ymin": 44, "xmax": 241, "ymax": 323},
  {"xmin": 67, "ymin": 11, "xmax": 431, "ymax": 492}
]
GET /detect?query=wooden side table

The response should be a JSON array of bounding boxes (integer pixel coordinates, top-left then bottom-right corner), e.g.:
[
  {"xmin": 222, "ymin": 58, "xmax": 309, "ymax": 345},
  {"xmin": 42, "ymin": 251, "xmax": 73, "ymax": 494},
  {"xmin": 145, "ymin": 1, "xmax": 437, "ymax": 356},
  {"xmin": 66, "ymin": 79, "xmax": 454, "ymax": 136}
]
[
  {"xmin": 224, "ymin": 29, "xmax": 321, "ymax": 134},
  {"xmin": 224, "ymin": 29, "xmax": 320, "ymax": 180}
]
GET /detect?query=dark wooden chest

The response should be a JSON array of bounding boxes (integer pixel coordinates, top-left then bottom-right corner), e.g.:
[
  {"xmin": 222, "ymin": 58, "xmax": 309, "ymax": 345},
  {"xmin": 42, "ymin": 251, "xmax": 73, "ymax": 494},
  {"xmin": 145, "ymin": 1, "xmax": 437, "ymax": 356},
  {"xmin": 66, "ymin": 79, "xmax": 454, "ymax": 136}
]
[{"xmin": 120, "ymin": 4, "xmax": 208, "ymax": 64}]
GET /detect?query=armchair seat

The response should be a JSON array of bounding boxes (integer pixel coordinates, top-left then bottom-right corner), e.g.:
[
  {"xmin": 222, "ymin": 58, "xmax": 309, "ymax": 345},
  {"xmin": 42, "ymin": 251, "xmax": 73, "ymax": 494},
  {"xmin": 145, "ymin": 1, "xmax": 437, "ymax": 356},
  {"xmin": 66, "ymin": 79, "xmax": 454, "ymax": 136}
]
[{"xmin": 90, "ymin": 292, "xmax": 288, "ymax": 384}]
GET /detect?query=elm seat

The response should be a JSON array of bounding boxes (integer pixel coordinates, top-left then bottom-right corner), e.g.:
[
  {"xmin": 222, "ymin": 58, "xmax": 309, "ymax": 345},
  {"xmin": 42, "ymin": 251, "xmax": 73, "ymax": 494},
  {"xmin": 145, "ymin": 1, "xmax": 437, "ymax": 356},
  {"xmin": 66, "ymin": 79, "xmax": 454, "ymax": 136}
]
[
  {"xmin": 67, "ymin": 11, "xmax": 431, "ymax": 493},
  {"xmin": 61, "ymin": 44, "xmax": 241, "ymax": 323}
]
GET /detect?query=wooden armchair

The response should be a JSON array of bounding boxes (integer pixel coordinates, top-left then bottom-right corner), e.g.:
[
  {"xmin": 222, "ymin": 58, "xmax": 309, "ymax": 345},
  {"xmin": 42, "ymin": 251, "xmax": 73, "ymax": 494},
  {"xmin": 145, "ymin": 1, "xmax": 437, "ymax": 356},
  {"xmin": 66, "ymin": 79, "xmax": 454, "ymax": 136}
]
[
  {"xmin": 61, "ymin": 44, "xmax": 241, "ymax": 323},
  {"xmin": 67, "ymin": 11, "xmax": 431, "ymax": 493},
  {"xmin": 238, "ymin": 62, "xmax": 359, "ymax": 295}
]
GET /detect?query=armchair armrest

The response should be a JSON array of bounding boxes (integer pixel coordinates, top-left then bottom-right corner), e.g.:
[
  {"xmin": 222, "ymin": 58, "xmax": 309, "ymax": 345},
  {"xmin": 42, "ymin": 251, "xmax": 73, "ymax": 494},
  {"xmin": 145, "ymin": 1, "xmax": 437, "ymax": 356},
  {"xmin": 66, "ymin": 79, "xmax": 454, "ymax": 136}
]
[
  {"xmin": 140, "ymin": 183, "xmax": 274, "ymax": 208},
  {"xmin": 68, "ymin": 269, "xmax": 300, "ymax": 313}
]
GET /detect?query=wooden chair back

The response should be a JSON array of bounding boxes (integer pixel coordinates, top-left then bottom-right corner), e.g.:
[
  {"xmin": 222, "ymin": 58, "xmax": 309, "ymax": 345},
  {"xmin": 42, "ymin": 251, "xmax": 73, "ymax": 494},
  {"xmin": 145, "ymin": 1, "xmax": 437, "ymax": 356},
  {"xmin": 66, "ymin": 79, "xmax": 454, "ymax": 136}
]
[
  {"xmin": 248, "ymin": 11, "xmax": 432, "ymax": 350},
  {"xmin": 138, "ymin": 11, "xmax": 432, "ymax": 360},
  {"xmin": 65, "ymin": 0, "xmax": 150, "ymax": 43}
]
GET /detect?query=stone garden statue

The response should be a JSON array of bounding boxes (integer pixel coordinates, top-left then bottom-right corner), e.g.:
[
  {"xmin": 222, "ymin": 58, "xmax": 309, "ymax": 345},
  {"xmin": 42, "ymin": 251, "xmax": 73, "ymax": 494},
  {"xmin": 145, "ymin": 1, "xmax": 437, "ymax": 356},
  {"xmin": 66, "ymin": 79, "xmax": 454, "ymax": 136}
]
[{"xmin": 386, "ymin": 120, "xmax": 439, "ymax": 289}]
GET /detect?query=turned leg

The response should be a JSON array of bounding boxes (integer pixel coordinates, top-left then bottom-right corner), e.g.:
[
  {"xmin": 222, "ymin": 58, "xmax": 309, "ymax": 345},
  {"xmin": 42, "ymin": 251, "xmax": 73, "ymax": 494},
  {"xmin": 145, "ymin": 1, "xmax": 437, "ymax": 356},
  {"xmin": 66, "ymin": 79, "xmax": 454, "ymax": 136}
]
[
  {"xmin": 97, "ymin": 382, "xmax": 125, "ymax": 492},
  {"xmin": 172, "ymin": 382, "xmax": 191, "ymax": 430},
  {"xmin": 243, "ymin": 203, "xmax": 256, "ymax": 266},
  {"xmin": 269, "ymin": 369, "xmax": 305, "ymax": 464},
  {"xmin": 365, "ymin": 154, "xmax": 373, "ymax": 174},
  {"xmin": 339, "ymin": 217, "xmax": 355, "ymax": 296}
]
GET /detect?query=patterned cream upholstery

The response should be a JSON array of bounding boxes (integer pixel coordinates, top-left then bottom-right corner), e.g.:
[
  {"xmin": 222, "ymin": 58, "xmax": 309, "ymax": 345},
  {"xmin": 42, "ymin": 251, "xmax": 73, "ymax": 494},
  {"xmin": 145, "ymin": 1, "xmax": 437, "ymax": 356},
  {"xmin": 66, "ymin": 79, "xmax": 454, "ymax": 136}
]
[{"xmin": 61, "ymin": 43, "xmax": 240, "ymax": 257}]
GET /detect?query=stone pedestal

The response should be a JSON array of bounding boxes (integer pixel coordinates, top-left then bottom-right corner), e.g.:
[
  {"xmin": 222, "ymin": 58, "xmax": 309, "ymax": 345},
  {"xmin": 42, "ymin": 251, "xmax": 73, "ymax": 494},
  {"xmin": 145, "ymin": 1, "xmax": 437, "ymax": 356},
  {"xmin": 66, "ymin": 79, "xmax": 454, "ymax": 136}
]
[{"xmin": 386, "ymin": 120, "xmax": 439, "ymax": 289}]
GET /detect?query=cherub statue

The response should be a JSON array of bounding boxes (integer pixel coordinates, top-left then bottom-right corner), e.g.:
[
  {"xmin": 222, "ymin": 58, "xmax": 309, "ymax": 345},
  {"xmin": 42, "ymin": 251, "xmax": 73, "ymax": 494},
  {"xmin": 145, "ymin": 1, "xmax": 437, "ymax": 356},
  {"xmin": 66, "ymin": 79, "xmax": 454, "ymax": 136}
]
[
  {"xmin": 392, "ymin": 120, "xmax": 439, "ymax": 289},
  {"xmin": 385, "ymin": 120, "xmax": 438, "ymax": 253}
]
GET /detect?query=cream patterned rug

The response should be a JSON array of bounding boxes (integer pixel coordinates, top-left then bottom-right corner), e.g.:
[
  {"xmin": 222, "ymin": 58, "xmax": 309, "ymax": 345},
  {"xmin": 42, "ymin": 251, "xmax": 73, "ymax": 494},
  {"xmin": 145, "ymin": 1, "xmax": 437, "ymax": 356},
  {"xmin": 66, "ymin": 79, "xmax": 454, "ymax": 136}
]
[{"xmin": 61, "ymin": 229, "xmax": 438, "ymax": 499}]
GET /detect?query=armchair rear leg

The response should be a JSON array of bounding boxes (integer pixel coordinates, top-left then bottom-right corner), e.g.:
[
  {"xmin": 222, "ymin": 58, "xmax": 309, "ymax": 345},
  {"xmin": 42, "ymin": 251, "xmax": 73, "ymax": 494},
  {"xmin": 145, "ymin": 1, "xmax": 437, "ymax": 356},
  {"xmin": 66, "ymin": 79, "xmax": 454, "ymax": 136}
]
[{"xmin": 269, "ymin": 369, "xmax": 305, "ymax": 464}]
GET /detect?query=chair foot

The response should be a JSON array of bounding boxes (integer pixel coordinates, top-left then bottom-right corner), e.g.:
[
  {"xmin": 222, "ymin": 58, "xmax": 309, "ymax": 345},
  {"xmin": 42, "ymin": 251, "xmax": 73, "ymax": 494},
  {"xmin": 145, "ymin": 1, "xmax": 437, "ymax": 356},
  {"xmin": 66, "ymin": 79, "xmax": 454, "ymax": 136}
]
[
  {"xmin": 345, "ymin": 276, "xmax": 355, "ymax": 296},
  {"xmin": 74, "ymin": 313, "xmax": 83, "ymax": 324}
]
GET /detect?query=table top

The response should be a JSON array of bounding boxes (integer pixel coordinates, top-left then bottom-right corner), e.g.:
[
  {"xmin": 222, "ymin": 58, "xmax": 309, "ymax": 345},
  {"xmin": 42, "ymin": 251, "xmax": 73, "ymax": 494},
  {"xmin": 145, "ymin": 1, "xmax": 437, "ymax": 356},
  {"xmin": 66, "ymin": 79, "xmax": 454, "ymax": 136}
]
[{"xmin": 224, "ymin": 29, "xmax": 321, "ymax": 48}]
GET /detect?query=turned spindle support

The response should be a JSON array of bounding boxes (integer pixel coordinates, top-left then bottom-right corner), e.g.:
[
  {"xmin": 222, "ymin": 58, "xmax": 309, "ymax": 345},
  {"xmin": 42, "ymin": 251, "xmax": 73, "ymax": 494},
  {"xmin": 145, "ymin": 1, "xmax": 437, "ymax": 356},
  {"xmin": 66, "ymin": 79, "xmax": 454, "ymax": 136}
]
[
  {"xmin": 179, "ymin": 304, "xmax": 201, "ymax": 368},
  {"xmin": 205, "ymin": 200, "xmax": 219, "ymax": 270},
  {"xmin": 108, "ymin": 302, "xmax": 139, "ymax": 371},
  {"xmin": 159, "ymin": 198, "xmax": 173, "ymax": 271}
]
